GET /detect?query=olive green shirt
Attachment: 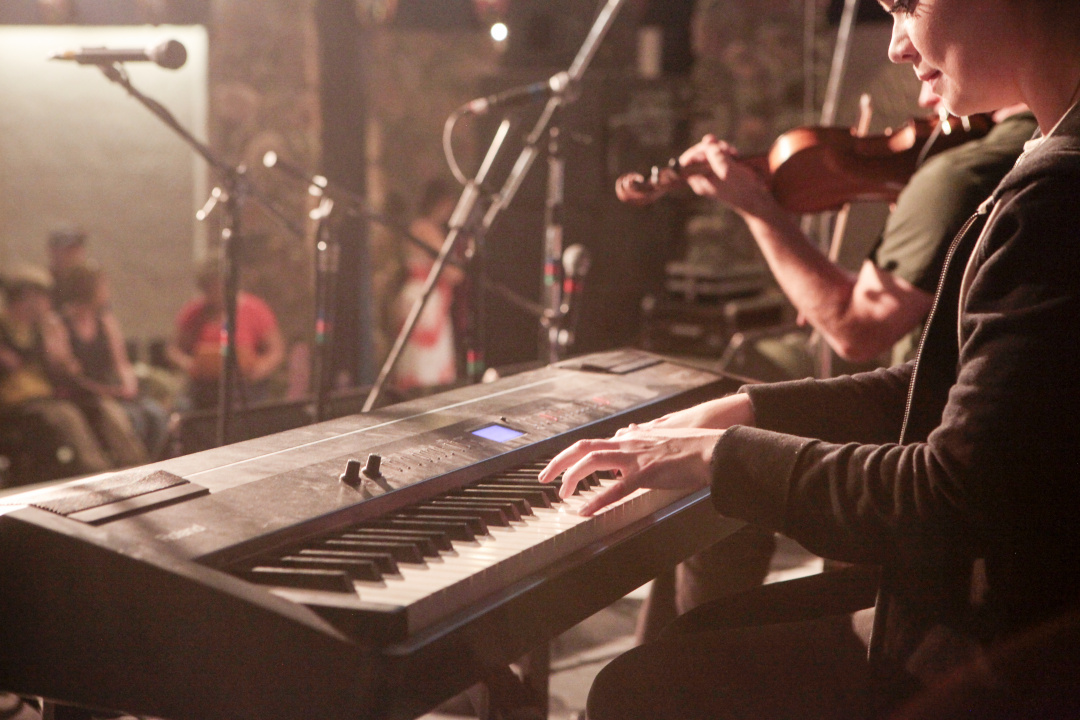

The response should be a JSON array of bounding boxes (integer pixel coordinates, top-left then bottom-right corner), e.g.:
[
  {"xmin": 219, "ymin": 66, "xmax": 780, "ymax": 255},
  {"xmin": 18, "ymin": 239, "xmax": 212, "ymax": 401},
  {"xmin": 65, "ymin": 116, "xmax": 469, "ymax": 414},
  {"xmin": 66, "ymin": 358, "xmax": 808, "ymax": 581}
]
[{"xmin": 871, "ymin": 111, "xmax": 1038, "ymax": 364}]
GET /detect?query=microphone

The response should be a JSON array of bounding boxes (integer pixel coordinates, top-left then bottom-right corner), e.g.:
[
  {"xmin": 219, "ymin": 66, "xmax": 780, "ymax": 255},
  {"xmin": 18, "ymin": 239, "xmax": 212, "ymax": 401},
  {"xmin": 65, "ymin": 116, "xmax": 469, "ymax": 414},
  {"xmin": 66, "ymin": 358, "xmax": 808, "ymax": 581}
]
[
  {"xmin": 559, "ymin": 244, "xmax": 592, "ymax": 349},
  {"xmin": 50, "ymin": 39, "xmax": 187, "ymax": 70},
  {"xmin": 463, "ymin": 72, "xmax": 571, "ymax": 115}
]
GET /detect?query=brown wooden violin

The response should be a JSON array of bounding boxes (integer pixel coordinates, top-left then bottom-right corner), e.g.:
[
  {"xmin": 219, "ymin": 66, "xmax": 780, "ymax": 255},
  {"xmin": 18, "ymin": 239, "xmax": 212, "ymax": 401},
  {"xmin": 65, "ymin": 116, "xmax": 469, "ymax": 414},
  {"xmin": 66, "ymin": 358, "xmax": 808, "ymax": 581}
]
[{"xmin": 616, "ymin": 113, "xmax": 994, "ymax": 215}]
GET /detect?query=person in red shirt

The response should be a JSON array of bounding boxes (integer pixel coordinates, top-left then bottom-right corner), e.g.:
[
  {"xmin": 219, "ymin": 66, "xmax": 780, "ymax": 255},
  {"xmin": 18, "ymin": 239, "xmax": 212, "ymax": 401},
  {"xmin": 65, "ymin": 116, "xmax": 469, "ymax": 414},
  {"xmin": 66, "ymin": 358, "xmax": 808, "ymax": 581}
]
[{"xmin": 167, "ymin": 259, "xmax": 284, "ymax": 410}]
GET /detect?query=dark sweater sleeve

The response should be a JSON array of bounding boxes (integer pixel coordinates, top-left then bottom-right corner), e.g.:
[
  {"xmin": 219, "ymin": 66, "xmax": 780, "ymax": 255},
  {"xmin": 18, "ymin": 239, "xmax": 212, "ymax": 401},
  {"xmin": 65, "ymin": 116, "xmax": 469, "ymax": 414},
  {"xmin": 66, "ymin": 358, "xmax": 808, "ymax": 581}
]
[
  {"xmin": 712, "ymin": 176, "xmax": 1080, "ymax": 566},
  {"xmin": 742, "ymin": 363, "xmax": 912, "ymax": 445}
]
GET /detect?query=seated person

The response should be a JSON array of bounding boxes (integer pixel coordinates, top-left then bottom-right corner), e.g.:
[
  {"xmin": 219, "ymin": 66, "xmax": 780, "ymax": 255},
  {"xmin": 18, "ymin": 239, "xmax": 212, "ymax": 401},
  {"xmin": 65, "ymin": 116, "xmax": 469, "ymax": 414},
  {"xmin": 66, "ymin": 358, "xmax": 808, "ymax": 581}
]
[
  {"xmin": 58, "ymin": 262, "xmax": 169, "ymax": 459},
  {"xmin": 167, "ymin": 258, "xmax": 284, "ymax": 410},
  {"xmin": 636, "ymin": 87, "xmax": 1036, "ymax": 642},
  {"xmin": 540, "ymin": 1, "xmax": 1080, "ymax": 717},
  {"xmin": 0, "ymin": 266, "xmax": 111, "ymax": 477}
]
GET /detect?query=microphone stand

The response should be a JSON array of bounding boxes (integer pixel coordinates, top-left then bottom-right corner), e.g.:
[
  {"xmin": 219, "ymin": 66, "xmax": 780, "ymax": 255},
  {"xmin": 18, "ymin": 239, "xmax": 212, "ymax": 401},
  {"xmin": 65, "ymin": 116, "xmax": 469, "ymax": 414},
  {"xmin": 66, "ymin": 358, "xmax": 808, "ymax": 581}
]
[
  {"xmin": 93, "ymin": 62, "xmax": 303, "ymax": 447},
  {"xmin": 262, "ymin": 153, "xmax": 468, "ymax": 421},
  {"xmin": 362, "ymin": 0, "xmax": 629, "ymax": 412},
  {"xmin": 363, "ymin": 120, "xmax": 513, "ymax": 412},
  {"xmin": 539, "ymin": 0, "xmax": 628, "ymax": 363},
  {"xmin": 309, "ymin": 195, "xmax": 338, "ymax": 423}
]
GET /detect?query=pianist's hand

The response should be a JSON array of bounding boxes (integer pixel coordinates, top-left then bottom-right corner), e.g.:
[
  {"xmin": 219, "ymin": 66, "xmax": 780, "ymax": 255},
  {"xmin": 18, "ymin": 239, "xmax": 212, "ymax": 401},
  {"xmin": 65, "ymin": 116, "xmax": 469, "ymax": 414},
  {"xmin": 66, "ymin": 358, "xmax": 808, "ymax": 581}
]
[
  {"xmin": 538, "ymin": 427, "xmax": 722, "ymax": 516},
  {"xmin": 614, "ymin": 393, "xmax": 755, "ymax": 435}
]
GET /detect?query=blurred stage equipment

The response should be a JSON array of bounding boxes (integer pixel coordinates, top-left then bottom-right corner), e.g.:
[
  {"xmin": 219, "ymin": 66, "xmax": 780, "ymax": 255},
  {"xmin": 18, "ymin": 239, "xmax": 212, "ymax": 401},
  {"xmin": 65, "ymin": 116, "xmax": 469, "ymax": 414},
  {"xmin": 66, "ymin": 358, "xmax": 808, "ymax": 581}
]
[
  {"xmin": 57, "ymin": 40, "xmax": 302, "ymax": 448},
  {"xmin": 363, "ymin": 0, "xmax": 632, "ymax": 413},
  {"xmin": 261, "ymin": 150, "xmax": 461, "ymax": 421}
]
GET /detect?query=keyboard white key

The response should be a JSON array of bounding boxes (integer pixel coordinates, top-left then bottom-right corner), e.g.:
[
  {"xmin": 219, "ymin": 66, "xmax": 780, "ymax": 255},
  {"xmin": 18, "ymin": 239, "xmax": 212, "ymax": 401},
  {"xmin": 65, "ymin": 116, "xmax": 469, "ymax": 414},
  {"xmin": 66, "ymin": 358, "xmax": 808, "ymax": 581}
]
[{"xmin": 315, "ymin": 477, "xmax": 682, "ymax": 635}]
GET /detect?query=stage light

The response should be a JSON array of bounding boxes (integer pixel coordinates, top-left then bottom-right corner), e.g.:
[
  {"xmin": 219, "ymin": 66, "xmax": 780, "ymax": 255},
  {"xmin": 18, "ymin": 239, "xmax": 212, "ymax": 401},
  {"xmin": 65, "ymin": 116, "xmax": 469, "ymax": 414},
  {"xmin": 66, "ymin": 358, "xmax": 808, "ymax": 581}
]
[{"xmin": 490, "ymin": 22, "xmax": 508, "ymax": 42}]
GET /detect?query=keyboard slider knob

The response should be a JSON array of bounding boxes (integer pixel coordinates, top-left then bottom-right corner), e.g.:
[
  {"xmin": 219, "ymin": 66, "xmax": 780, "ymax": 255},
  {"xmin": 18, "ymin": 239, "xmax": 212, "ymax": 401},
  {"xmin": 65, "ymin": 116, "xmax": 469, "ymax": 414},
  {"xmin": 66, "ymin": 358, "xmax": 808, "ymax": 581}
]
[
  {"xmin": 362, "ymin": 453, "xmax": 383, "ymax": 480},
  {"xmin": 340, "ymin": 458, "xmax": 363, "ymax": 486}
]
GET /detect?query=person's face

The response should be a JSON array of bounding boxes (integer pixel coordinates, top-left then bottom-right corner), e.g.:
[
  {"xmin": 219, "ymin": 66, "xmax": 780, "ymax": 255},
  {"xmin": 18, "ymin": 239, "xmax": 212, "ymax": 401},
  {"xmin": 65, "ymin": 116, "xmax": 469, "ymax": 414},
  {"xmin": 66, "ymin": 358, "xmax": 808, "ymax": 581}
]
[{"xmin": 881, "ymin": 0, "xmax": 1021, "ymax": 117}]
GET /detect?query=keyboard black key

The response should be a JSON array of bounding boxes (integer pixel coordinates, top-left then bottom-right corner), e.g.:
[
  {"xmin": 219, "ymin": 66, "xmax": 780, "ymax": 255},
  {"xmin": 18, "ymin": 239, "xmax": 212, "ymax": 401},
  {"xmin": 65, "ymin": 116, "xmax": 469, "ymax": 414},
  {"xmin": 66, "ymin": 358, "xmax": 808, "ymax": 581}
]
[
  {"xmin": 246, "ymin": 566, "xmax": 355, "ymax": 593},
  {"xmin": 450, "ymin": 488, "xmax": 537, "ymax": 513},
  {"xmin": 322, "ymin": 538, "xmax": 425, "ymax": 564},
  {"xmin": 338, "ymin": 531, "xmax": 441, "ymax": 557},
  {"xmin": 401, "ymin": 504, "xmax": 510, "ymax": 527},
  {"xmin": 368, "ymin": 516, "xmax": 481, "ymax": 541},
  {"xmin": 475, "ymin": 481, "xmax": 562, "ymax": 503},
  {"xmin": 279, "ymin": 555, "xmax": 382, "ymax": 582},
  {"xmin": 297, "ymin": 548, "xmax": 399, "ymax": 575},
  {"xmin": 429, "ymin": 499, "xmax": 520, "ymax": 522},
  {"xmin": 462, "ymin": 486, "xmax": 553, "ymax": 509}
]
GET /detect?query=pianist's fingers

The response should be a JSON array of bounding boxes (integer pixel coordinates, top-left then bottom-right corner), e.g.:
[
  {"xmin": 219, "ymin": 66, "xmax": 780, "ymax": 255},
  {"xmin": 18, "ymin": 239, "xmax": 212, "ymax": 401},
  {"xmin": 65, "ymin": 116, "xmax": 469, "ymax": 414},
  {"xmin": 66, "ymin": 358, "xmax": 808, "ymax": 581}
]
[
  {"xmin": 579, "ymin": 478, "xmax": 640, "ymax": 517},
  {"xmin": 539, "ymin": 438, "xmax": 634, "ymax": 496},
  {"xmin": 542, "ymin": 430, "xmax": 721, "ymax": 515}
]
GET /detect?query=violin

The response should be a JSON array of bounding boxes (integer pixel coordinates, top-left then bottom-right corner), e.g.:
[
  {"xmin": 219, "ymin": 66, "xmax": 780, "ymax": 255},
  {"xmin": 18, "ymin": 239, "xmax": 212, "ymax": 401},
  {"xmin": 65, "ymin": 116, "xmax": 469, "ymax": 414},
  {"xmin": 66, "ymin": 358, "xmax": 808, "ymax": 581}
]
[{"xmin": 616, "ymin": 113, "xmax": 994, "ymax": 215}]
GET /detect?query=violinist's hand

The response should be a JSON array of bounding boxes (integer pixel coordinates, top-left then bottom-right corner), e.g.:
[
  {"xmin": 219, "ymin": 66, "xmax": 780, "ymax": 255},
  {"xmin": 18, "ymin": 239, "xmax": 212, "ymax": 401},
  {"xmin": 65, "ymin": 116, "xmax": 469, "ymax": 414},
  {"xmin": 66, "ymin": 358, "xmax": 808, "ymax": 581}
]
[
  {"xmin": 679, "ymin": 135, "xmax": 776, "ymax": 218},
  {"xmin": 538, "ymin": 427, "xmax": 722, "ymax": 517},
  {"xmin": 614, "ymin": 394, "xmax": 755, "ymax": 437}
]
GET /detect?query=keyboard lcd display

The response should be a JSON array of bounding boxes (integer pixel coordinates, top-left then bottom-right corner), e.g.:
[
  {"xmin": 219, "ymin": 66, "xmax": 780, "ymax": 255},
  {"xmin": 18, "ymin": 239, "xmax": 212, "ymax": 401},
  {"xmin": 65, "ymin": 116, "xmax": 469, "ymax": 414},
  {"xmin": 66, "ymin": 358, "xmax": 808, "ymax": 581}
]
[{"xmin": 471, "ymin": 424, "xmax": 525, "ymax": 443}]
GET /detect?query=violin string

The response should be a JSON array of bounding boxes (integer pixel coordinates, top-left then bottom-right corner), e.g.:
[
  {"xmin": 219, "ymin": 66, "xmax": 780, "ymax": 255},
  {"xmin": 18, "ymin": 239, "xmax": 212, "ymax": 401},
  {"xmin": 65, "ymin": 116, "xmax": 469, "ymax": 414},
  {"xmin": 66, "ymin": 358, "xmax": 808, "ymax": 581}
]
[{"xmin": 915, "ymin": 120, "xmax": 945, "ymax": 168}]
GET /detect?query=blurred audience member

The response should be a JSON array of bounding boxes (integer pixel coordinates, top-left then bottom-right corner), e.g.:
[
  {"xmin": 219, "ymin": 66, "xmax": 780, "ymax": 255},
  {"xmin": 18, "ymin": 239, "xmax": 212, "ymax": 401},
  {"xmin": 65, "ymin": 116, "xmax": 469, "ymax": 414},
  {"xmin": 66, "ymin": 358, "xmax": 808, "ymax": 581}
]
[
  {"xmin": 167, "ymin": 258, "xmax": 285, "ymax": 410},
  {"xmin": 391, "ymin": 178, "xmax": 463, "ymax": 391},
  {"xmin": 59, "ymin": 263, "xmax": 170, "ymax": 459},
  {"xmin": 0, "ymin": 266, "xmax": 111, "ymax": 476}
]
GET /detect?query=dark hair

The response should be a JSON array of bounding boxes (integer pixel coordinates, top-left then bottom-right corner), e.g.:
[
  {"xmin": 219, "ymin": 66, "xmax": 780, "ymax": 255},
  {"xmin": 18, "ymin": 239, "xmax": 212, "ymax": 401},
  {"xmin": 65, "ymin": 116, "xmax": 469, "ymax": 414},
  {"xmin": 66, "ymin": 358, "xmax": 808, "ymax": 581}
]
[{"xmin": 48, "ymin": 228, "xmax": 87, "ymax": 250}]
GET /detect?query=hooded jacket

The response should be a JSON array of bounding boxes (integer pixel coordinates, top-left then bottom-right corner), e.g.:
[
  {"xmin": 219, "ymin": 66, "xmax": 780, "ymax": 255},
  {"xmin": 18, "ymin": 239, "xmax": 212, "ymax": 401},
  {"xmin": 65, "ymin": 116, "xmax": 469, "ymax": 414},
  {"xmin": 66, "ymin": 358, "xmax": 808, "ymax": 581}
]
[{"xmin": 709, "ymin": 102, "xmax": 1080, "ymax": 676}]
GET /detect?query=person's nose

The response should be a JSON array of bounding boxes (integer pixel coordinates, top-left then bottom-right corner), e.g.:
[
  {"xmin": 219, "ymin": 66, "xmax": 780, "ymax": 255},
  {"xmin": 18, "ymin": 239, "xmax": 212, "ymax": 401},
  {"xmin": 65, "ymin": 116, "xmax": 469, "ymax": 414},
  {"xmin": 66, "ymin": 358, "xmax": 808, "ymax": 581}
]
[{"xmin": 887, "ymin": 17, "xmax": 917, "ymax": 65}]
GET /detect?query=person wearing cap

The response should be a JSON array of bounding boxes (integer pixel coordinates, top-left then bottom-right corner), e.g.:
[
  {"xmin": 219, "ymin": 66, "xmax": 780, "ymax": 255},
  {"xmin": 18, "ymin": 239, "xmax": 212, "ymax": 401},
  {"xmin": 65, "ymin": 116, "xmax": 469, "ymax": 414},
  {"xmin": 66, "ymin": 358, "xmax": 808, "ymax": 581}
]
[
  {"xmin": 46, "ymin": 228, "xmax": 88, "ymax": 308},
  {"xmin": 0, "ymin": 266, "xmax": 112, "ymax": 477}
]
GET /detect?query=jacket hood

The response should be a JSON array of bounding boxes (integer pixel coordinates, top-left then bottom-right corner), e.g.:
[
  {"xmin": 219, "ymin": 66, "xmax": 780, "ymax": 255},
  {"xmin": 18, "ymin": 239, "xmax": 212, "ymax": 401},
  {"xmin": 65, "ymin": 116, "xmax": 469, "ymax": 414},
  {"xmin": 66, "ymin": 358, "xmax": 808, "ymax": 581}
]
[{"xmin": 992, "ymin": 102, "xmax": 1080, "ymax": 202}]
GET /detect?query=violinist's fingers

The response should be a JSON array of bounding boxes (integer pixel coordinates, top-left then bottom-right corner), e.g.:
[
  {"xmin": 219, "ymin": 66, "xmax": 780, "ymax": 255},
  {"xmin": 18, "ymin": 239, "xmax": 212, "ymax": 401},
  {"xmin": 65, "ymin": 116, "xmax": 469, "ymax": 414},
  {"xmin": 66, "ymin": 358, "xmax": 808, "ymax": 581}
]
[
  {"xmin": 686, "ymin": 174, "xmax": 724, "ymax": 199},
  {"xmin": 679, "ymin": 141, "xmax": 718, "ymax": 168},
  {"xmin": 616, "ymin": 172, "xmax": 656, "ymax": 206},
  {"xmin": 616, "ymin": 172, "xmax": 646, "ymax": 191},
  {"xmin": 613, "ymin": 422, "xmax": 642, "ymax": 437},
  {"xmin": 702, "ymin": 142, "xmax": 737, "ymax": 176},
  {"xmin": 579, "ymin": 477, "xmax": 641, "ymax": 517}
]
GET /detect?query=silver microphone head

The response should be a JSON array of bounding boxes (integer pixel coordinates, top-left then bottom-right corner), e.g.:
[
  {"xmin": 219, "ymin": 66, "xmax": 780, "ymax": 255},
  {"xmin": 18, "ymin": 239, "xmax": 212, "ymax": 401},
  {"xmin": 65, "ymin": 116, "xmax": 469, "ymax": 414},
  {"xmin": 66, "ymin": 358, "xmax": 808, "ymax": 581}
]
[{"xmin": 562, "ymin": 244, "xmax": 592, "ymax": 277}]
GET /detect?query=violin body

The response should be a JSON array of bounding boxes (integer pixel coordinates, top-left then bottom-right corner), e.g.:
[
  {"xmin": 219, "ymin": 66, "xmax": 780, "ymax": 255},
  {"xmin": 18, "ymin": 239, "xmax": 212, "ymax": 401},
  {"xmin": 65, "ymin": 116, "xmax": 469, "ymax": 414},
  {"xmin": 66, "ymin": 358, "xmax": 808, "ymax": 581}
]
[{"xmin": 617, "ymin": 113, "xmax": 994, "ymax": 214}]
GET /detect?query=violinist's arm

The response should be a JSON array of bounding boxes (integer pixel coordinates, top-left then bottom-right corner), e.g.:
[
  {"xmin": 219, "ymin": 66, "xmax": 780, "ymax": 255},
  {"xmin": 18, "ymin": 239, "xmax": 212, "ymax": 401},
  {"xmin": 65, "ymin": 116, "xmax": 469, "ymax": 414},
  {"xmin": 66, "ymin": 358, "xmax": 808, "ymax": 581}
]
[{"xmin": 681, "ymin": 137, "xmax": 933, "ymax": 363}]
